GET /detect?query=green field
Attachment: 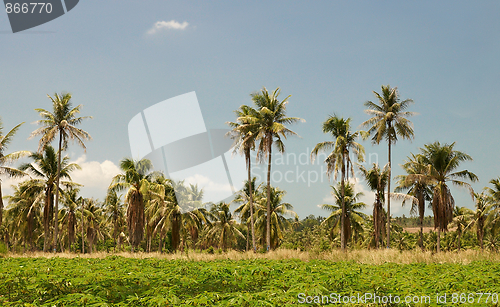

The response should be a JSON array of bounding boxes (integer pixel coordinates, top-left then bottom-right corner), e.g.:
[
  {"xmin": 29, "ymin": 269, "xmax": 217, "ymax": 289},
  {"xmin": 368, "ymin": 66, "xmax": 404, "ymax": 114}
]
[{"xmin": 1, "ymin": 255, "xmax": 500, "ymax": 306}]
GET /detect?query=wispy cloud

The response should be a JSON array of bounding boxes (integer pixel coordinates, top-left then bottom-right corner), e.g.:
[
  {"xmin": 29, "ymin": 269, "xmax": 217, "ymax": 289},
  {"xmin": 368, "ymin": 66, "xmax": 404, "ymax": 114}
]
[{"xmin": 147, "ymin": 20, "xmax": 189, "ymax": 35}]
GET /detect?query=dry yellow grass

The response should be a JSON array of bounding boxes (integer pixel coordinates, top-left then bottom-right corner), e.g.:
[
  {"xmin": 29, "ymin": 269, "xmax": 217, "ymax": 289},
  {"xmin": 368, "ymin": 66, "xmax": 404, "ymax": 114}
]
[{"xmin": 7, "ymin": 249, "xmax": 500, "ymax": 264}]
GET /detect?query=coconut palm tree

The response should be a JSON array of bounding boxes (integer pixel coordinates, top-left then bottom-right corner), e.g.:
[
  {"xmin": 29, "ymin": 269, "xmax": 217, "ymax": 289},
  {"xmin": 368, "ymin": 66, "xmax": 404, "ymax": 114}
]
[
  {"xmin": 60, "ymin": 187, "xmax": 81, "ymax": 252},
  {"xmin": 361, "ymin": 85, "xmax": 416, "ymax": 248},
  {"xmin": 395, "ymin": 153, "xmax": 433, "ymax": 250},
  {"xmin": 103, "ymin": 190, "xmax": 126, "ymax": 252},
  {"xmin": 250, "ymin": 87, "xmax": 304, "ymax": 251},
  {"xmin": 30, "ymin": 93, "xmax": 92, "ymax": 252},
  {"xmin": 233, "ymin": 177, "xmax": 261, "ymax": 251},
  {"xmin": 311, "ymin": 114, "xmax": 365, "ymax": 250},
  {"xmin": 486, "ymin": 178, "xmax": 500, "ymax": 207},
  {"xmin": 451, "ymin": 206, "xmax": 473, "ymax": 251},
  {"xmin": 471, "ymin": 192, "xmax": 491, "ymax": 250},
  {"xmin": 414, "ymin": 142, "xmax": 478, "ymax": 252},
  {"xmin": 82, "ymin": 198, "xmax": 105, "ymax": 253},
  {"xmin": 359, "ymin": 163, "xmax": 389, "ymax": 248},
  {"xmin": 108, "ymin": 158, "xmax": 162, "ymax": 251},
  {"xmin": 227, "ymin": 105, "xmax": 259, "ymax": 252},
  {"xmin": 321, "ymin": 181, "xmax": 367, "ymax": 247},
  {"xmin": 19, "ymin": 146, "xmax": 81, "ymax": 251},
  {"xmin": 205, "ymin": 202, "xmax": 244, "ymax": 251},
  {"xmin": 0, "ymin": 118, "xmax": 30, "ymax": 230},
  {"xmin": 4, "ymin": 180, "xmax": 43, "ymax": 251},
  {"xmin": 254, "ymin": 185, "xmax": 297, "ymax": 250}
]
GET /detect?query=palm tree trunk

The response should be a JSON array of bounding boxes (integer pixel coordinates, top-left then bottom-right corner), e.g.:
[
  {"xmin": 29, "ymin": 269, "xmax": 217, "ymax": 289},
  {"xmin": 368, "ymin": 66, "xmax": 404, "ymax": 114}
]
[
  {"xmin": 340, "ymin": 154, "xmax": 346, "ymax": 251},
  {"xmin": 0, "ymin": 183, "xmax": 3, "ymax": 231},
  {"xmin": 458, "ymin": 230, "xmax": 461, "ymax": 251},
  {"xmin": 53, "ymin": 133, "xmax": 63, "ymax": 253},
  {"xmin": 266, "ymin": 135, "xmax": 272, "ymax": 252},
  {"xmin": 418, "ymin": 193, "xmax": 424, "ymax": 251},
  {"xmin": 81, "ymin": 199, "xmax": 85, "ymax": 254},
  {"xmin": 437, "ymin": 227, "xmax": 441, "ymax": 253},
  {"xmin": 247, "ymin": 150, "xmax": 256, "ymax": 252},
  {"xmin": 386, "ymin": 137, "xmax": 392, "ymax": 249}
]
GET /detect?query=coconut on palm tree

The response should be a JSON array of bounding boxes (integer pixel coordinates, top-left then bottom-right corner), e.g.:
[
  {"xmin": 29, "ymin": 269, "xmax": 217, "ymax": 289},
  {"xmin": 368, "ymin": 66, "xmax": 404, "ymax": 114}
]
[
  {"xmin": 250, "ymin": 87, "xmax": 304, "ymax": 251},
  {"xmin": 359, "ymin": 163, "xmax": 389, "ymax": 248},
  {"xmin": 311, "ymin": 114, "xmax": 365, "ymax": 250},
  {"xmin": 227, "ymin": 105, "xmax": 259, "ymax": 252},
  {"xmin": 19, "ymin": 146, "xmax": 81, "ymax": 251},
  {"xmin": 30, "ymin": 93, "xmax": 92, "ymax": 252},
  {"xmin": 361, "ymin": 85, "xmax": 416, "ymax": 248},
  {"xmin": 0, "ymin": 118, "xmax": 30, "ymax": 230}
]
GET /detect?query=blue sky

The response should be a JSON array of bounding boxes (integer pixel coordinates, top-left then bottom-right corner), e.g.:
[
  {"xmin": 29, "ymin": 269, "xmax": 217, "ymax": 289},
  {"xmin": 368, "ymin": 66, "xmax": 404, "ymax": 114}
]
[{"xmin": 1, "ymin": 0, "xmax": 499, "ymax": 219}]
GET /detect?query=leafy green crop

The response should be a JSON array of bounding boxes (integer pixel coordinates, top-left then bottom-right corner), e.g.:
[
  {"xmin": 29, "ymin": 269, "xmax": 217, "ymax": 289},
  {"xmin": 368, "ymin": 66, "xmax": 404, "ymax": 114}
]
[{"xmin": 0, "ymin": 256, "xmax": 499, "ymax": 306}]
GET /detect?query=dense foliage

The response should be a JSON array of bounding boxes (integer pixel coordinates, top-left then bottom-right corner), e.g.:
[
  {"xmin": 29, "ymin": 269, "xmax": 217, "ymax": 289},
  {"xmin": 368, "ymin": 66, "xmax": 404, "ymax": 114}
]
[{"xmin": 1, "ymin": 256, "xmax": 500, "ymax": 306}]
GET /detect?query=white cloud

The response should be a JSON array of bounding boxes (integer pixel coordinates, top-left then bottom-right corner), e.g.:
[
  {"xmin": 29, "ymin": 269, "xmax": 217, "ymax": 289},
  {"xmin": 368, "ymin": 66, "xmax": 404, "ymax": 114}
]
[
  {"xmin": 147, "ymin": 20, "xmax": 189, "ymax": 35},
  {"xmin": 1, "ymin": 156, "xmax": 121, "ymax": 203},
  {"xmin": 69, "ymin": 155, "xmax": 121, "ymax": 200}
]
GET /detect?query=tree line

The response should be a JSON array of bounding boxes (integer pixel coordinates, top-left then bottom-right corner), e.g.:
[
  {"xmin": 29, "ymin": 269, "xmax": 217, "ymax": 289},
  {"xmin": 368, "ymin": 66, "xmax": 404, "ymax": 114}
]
[{"xmin": 0, "ymin": 86, "xmax": 499, "ymax": 254}]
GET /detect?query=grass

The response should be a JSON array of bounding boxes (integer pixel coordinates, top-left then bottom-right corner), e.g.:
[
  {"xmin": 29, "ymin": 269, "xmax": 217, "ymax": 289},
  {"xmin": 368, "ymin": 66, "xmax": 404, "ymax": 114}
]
[{"xmin": 7, "ymin": 248, "xmax": 500, "ymax": 264}]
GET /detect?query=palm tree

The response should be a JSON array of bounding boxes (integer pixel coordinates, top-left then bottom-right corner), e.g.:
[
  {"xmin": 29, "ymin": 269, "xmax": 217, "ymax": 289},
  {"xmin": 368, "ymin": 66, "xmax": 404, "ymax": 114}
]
[
  {"xmin": 486, "ymin": 178, "xmax": 500, "ymax": 207},
  {"xmin": 109, "ymin": 158, "xmax": 161, "ymax": 251},
  {"xmin": 19, "ymin": 146, "xmax": 81, "ymax": 251},
  {"xmin": 227, "ymin": 105, "xmax": 259, "ymax": 252},
  {"xmin": 359, "ymin": 163, "xmax": 389, "ymax": 248},
  {"xmin": 395, "ymin": 153, "xmax": 433, "ymax": 250},
  {"xmin": 205, "ymin": 202, "xmax": 244, "ymax": 251},
  {"xmin": 451, "ymin": 206, "xmax": 473, "ymax": 251},
  {"xmin": 103, "ymin": 190, "xmax": 126, "ymax": 252},
  {"xmin": 60, "ymin": 187, "xmax": 81, "ymax": 252},
  {"xmin": 250, "ymin": 87, "xmax": 304, "ymax": 251},
  {"xmin": 311, "ymin": 114, "xmax": 365, "ymax": 250},
  {"xmin": 82, "ymin": 198, "xmax": 105, "ymax": 253},
  {"xmin": 321, "ymin": 181, "xmax": 367, "ymax": 247},
  {"xmin": 414, "ymin": 142, "xmax": 478, "ymax": 252},
  {"xmin": 361, "ymin": 85, "xmax": 416, "ymax": 248},
  {"xmin": 233, "ymin": 177, "xmax": 261, "ymax": 251},
  {"xmin": 0, "ymin": 118, "xmax": 30, "ymax": 230},
  {"xmin": 4, "ymin": 180, "xmax": 43, "ymax": 251},
  {"xmin": 254, "ymin": 185, "xmax": 297, "ymax": 250},
  {"xmin": 30, "ymin": 93, "xmax": 92, "ymax": 252},
  {"xmin": 471, "ymin": 192, "xmax": 490, "ymax": 250}
]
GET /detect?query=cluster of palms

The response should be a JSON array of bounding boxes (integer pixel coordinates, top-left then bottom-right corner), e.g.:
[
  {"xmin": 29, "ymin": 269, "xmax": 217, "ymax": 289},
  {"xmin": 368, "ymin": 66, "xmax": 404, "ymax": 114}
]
[{"xmin": 1, "ymin": 85, "xmax": 500, "ymax": 253}]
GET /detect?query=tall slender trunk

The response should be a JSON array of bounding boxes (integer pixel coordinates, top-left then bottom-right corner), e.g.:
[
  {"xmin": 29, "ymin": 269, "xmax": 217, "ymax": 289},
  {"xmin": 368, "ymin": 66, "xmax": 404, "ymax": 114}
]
[
  {"xmin": 418, "ymin": 192, "xmax": 424, "ymax": 251},
  {"xmin": 266, "ymin": 134, "xmax": 272, "ymax": 252},
  {"xmin": 43, "ymin": 188, "xmax": 53, "ymax": 252},
  {"xmin": 457, "ymin": 229, "xmax": 461, "ymax": 251},
  {"xmin": 81, "ymin": 199, "xmax": 85, "ymax": 254},
  {"xmin": 437, "ymin": 227, "xmax": 441, "ymax": 253},
  {"xmin": 246, "ymin": 149, "xmax": 256, "ymax": 252},
  {"xmin": 0, "ymin": 183, "xmax": 3, "ymax": 231},
  {"xmin": 53, "ymin": 132, "xmax": 63, "ymax": 253},
  {"xmin": 340, "ymin": 153, "xmax": 346, "ymax": 251},
  {"xmin": 386, "ymin": 134, "xmax": 392, "ymax": 249}
]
